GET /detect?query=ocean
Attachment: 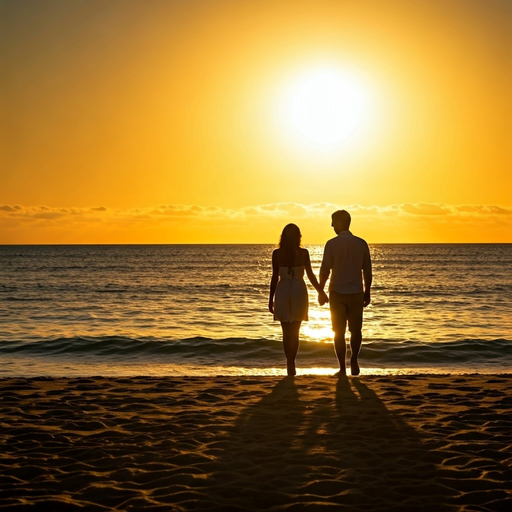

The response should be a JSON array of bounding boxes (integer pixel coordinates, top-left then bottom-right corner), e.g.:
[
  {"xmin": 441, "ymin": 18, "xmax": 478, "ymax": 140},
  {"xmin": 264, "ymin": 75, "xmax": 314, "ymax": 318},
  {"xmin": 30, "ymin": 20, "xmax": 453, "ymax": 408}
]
[{"xmin": 1, "ymin": 244, "xmax": 511, "ymax": 377}]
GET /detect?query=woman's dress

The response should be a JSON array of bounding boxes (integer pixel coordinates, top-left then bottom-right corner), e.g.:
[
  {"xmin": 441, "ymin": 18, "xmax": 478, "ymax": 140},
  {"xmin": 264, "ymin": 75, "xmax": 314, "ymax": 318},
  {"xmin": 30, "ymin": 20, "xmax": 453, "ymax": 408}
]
[{"xmin": 273, "ymin": 266, "xmax": 308, "ymax": 322}]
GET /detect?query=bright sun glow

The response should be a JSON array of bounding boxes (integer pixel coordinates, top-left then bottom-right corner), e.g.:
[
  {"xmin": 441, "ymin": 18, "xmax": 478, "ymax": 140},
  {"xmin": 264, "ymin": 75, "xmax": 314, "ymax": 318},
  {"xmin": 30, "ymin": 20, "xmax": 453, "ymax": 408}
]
[{"xmin": 276, "ymin": 64, "xmax": 372, "ymax": 156}]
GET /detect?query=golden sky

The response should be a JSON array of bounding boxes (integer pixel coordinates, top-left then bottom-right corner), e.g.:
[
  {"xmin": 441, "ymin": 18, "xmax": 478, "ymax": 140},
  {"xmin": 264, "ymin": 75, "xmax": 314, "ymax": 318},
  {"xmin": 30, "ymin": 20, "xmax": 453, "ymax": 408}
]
[{"xmin": 1, "ymin": 0, "xmax": 511, "ymax": 243}]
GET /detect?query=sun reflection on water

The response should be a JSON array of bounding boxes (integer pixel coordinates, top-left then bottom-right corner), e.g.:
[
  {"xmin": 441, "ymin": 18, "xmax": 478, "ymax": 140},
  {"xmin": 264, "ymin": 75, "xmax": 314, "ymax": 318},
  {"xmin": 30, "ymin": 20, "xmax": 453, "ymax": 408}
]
[{"xmin": 301, "ymin": 303, "xmax": 333, "ymax": 342}]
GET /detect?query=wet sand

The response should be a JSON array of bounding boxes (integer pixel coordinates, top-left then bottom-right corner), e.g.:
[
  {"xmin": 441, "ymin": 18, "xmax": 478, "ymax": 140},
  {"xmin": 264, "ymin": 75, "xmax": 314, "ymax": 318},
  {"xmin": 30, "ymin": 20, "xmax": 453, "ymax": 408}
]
[{"xmin": 1, "ymin": 374, "xmax": 511, "ymax": 511}]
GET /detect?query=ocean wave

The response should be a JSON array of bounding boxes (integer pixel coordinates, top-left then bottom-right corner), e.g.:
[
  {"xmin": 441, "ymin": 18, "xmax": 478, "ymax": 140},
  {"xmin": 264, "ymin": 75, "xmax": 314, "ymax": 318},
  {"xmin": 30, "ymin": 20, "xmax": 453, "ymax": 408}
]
[
  {"xmin": 1, "ymin": 336, "xmax": 511, "ymax": 368},
  {"xmin": 0, "ymin": 296, "xmax": 54, "ymax": 302}
]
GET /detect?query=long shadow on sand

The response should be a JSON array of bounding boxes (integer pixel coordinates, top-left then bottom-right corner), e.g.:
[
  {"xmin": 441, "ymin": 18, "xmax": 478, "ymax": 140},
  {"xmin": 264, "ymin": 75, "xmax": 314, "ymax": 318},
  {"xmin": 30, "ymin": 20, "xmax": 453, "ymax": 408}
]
[
  {"xmin": 330, "ymin": 377, "xmax": 455, "ymax": 511},
  {"xmin": 197, "ymin": 377, "xmax": 308, "ymax": 511},
  {"xmin": 2, "ymin": 376, "xmax": 509, "ymax": 511},
  {"xmin": 197, "ymin": 376, "xmax": 456, "ymax": 512}
]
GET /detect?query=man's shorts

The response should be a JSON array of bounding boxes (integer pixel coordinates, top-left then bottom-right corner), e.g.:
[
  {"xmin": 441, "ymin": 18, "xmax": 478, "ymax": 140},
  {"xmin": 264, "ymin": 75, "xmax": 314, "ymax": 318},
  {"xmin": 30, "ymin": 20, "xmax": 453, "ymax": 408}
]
[{"xmin": 329, "ymin": 291, "xmax": 364, "ymax": 333}]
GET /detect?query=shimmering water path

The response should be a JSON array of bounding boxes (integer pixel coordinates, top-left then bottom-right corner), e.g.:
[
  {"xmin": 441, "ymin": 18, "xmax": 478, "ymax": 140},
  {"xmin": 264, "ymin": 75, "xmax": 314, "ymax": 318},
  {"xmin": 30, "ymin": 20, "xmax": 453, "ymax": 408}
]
[{"xmin": 1, "ymin": 244, "xmax": 511, "ymax": 376}]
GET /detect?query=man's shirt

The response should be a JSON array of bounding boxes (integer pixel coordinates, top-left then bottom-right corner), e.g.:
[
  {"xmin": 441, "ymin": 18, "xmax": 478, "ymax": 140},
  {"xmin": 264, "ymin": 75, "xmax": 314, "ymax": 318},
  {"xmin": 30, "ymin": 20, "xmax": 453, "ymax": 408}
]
[{"xmin": 320, "ymin": 230, "xmax": 372, "ymax": 294}]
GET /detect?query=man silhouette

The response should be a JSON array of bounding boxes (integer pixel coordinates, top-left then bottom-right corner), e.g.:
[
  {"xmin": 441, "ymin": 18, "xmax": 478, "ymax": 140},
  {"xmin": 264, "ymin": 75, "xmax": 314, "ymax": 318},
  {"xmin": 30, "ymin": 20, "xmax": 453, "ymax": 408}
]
[{"xmin": 319, "ymin": 210, "xmax": 372, "ymax": 376}]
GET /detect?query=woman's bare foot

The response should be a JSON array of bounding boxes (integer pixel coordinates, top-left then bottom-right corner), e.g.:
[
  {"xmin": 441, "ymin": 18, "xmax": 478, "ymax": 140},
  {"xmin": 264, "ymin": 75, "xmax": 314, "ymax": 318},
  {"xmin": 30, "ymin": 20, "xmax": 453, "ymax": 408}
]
[{"xmin": 287, "ymin": 362, "xmax": 296, "ymax": 376}]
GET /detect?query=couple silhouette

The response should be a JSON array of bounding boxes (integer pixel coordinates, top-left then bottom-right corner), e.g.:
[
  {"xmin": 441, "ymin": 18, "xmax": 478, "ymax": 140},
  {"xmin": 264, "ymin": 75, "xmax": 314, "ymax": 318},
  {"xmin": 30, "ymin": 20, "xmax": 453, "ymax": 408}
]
[{"xmin": 269, "ymin": 210, "xmax": 372, "ymax": 376}]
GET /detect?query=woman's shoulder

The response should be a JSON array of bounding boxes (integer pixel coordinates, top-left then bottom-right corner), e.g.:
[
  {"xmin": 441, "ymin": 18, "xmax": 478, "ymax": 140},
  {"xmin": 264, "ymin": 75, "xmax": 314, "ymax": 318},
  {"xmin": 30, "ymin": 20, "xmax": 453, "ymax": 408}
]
[{"xmin": 296, "ymin": 247, "xmax": 308, "ymax": 265}]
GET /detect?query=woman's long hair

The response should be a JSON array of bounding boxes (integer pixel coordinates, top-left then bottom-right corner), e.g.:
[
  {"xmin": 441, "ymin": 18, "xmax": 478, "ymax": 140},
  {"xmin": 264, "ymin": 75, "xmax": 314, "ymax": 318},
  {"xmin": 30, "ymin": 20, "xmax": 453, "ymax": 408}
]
[{"xmin": 278, "ymin": 224, "xmax": 302, "ymax": 271}]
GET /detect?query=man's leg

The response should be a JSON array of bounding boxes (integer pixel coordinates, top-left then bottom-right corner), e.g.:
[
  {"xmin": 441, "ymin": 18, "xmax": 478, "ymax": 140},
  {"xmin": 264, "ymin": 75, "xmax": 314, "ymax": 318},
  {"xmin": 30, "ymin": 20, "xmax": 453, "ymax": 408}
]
[
  {"xmin": 347, "ymin": 293, "xmax": 364, "ymax": 376},
  {"xmin": 334, "ymin": 326, "xmax": 347, "ymax": 375},
  {"xmin": 349, "ymin": 330, "xmax": 362, "ymax": 376},
  {"xmin": 330, "ymin": 292, "xmax": 348, "ymax": 375}
]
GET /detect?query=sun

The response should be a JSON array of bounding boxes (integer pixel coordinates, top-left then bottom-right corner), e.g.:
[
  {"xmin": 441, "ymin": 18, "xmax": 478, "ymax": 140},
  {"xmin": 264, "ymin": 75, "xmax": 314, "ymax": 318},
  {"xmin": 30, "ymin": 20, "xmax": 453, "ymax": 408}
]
[{"xmin": 276, "ymin": 64, "xmax": 372, "ymax": 156}]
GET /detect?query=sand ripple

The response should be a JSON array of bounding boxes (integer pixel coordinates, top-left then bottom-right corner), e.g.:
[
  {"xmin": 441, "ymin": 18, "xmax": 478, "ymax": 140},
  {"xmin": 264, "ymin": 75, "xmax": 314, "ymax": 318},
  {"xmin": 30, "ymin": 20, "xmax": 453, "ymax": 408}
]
[{"xmin": 1, "ymin": 375, "xmax": 511, "ymax": 511}]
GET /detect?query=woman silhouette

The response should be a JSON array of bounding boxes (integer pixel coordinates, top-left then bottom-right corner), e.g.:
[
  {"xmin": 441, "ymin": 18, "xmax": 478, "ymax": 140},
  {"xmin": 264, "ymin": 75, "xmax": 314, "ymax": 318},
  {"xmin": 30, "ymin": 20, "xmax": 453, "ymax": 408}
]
[{"xmin": 269, "ymin": 224, "xmax": 328, "ymax": 376}]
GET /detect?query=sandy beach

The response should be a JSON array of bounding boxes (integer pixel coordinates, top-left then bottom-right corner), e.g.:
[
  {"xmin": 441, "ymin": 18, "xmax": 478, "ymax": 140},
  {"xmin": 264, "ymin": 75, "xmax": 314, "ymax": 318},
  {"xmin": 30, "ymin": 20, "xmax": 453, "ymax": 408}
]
[{"xmin": 1, "ymin": 374, "xmax": 511, "ymax": 511}]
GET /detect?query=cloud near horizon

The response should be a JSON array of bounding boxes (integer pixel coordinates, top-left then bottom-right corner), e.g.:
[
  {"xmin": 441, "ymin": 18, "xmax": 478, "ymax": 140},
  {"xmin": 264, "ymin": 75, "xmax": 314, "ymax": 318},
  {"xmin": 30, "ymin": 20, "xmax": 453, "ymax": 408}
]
[{"xmin": 1, "ymin": 202, "xmax": 511, "ymax": 244}]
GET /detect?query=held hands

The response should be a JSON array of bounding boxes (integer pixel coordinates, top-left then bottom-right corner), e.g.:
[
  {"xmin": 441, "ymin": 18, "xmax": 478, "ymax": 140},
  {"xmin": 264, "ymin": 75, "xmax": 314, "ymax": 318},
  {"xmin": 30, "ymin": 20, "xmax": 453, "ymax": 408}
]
[
  {"xmin": 318, "ymin": 290, "xmax": 329, "ymax": 306},
  {"xmin": 268, "ymin": 300, "xmax": 274, "ymax": 315},
  {"xmin": 363, "ymin": 290, "xmax": 371, "ymax": 308}
]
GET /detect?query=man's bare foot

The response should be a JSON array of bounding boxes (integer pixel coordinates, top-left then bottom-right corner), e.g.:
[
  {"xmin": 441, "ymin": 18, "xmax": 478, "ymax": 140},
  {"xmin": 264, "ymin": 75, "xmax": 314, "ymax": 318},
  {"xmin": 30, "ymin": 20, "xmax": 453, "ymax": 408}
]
[
  {"xmin": 287, "ymin": 363, "xmax": 296, "ymax": 376},
  {"xmin": 350, "ymin": 358, "xmax": 360, "ymax": 376}
]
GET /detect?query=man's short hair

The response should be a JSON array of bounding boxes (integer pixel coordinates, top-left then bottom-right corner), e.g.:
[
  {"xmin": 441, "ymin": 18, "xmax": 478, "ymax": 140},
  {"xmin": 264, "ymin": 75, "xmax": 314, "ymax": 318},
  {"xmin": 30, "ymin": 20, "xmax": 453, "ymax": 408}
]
[{"xmin": 332, "ymin": 210, "xmax": 351, "ymax": 229}]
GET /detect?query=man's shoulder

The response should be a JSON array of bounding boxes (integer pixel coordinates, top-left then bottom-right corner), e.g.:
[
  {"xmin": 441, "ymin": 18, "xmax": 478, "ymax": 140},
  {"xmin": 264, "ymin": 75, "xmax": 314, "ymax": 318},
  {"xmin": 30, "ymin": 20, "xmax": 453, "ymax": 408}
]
[
  {"xmin": 352, "ymin": 234, "xmax": 369, "ymax": 246},
  {"xmin": 340, "ymin": 233, "xmax": 370, "ymax": 252},
  {"xmin": 353, "ymin": 236, "xmax": 370, "ymax": 254},
  {"xmin": 324, "ymin": 237, "xmax": 337, "ymax": 248},
  {"xmin": 326, "ymin": 233, "xmax": 368, "ymax": 244}
]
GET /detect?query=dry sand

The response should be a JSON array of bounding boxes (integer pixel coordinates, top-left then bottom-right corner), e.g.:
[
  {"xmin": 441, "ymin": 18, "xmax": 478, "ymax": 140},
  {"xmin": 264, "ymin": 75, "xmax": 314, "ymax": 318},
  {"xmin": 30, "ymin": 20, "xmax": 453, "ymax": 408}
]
[{"xmin": 1, "ymin": 374, "xmax": 511, "ymax": 511}]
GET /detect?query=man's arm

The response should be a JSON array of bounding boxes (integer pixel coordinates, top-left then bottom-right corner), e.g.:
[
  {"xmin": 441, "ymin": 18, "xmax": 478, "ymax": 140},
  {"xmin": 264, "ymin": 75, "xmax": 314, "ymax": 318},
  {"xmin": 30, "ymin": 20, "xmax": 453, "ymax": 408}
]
[
  {"xmin": 318, "ymin": 271, "xmax": 330, "ymax": 305},
  {"xmin": 362, "ymin": 244, "xmax": 372, "ymax": 307},
  {"xmin": 319, "ymin": 271, "xmax": 330, "ymax": 292}
]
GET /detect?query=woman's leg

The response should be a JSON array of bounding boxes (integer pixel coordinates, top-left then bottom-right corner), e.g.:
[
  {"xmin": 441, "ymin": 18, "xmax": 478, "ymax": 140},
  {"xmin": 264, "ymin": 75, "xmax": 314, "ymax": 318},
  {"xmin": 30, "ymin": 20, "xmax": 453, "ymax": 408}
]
[
  {"xmin": 281, "ymin": 321, "xmax": 301, "ymax": 376},
  {"xmin": 281, "ymin": 322, "xmax": 292, "ymax": 374}
]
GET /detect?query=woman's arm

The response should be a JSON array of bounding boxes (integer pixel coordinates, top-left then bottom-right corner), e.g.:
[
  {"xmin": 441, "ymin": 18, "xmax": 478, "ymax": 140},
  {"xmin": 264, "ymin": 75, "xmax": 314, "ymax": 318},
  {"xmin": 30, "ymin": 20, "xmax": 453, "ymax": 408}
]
[
  {"xmin": 304, "ymin": 249, "xmax": 321, "ymax": 291},
  {"xmin": 268, "ymin": 249, "xmax": 279, "ymax": 314},
  {"xmin": 304, "ymin": 249, "xmax": 329, "ymax": 305}
]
